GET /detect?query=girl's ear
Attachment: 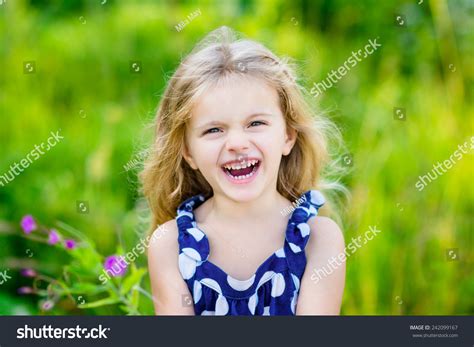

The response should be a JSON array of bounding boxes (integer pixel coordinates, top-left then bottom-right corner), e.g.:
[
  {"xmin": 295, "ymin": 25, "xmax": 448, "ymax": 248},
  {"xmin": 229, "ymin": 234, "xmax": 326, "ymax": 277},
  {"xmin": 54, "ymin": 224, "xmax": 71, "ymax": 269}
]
[
  {"xmin": 282, "ymin": 126, "xmax": 297, "ymax": 156},
  {"xmin": 182, "ymin": 143, "xmax": 198, "ymax": 170}
]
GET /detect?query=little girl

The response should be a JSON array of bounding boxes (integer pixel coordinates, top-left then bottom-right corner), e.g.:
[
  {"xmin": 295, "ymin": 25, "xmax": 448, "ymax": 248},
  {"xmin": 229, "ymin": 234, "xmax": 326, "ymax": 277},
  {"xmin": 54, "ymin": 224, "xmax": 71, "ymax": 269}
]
[{"xmin": 142, "ymin": 27, "xmax": 346, "ymax": 315}]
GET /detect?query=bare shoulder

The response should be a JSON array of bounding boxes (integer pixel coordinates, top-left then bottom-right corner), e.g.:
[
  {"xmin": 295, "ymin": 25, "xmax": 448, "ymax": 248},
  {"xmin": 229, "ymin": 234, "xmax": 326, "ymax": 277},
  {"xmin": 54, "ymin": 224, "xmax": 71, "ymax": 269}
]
[
  {"xmin": 147, "ymin": 219, "xmax": 179, "ymax": 258},
  {"xmin": 306, "ymin": 216, "xmax": 345, "ymax": 260},
  {"xmin": 147, "ymin": 219, "xmax": 180, "ymax": 282}
]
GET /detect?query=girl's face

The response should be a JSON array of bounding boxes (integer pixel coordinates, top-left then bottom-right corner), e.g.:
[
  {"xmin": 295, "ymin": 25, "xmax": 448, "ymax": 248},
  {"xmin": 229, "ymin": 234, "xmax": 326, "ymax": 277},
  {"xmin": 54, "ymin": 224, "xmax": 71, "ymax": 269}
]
[{"xmin": 183, "ymin": 74, "xmax": 296, "ymax": 202}]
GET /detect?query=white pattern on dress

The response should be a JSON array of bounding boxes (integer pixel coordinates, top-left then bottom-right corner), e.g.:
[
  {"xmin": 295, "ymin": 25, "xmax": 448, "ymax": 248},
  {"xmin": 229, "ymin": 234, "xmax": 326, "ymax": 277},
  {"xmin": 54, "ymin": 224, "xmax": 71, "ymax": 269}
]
[
  {"xmin": 187, "ymin": 227, "xmax": 205, "ymax": 242},
  {"xmin": 271, "ymin": 273, "xmax": 286, "ymax": 297},
  {"xmin": 227, "ymin": 274, "xmax": 256, "ymax": 291},
  {"xmin": 178, "ymin": 251, "xmax": 197, "ymax": 280},
  {"xmin": 215, "ymin": 294, "xmax": 229, "ymax": 315}
]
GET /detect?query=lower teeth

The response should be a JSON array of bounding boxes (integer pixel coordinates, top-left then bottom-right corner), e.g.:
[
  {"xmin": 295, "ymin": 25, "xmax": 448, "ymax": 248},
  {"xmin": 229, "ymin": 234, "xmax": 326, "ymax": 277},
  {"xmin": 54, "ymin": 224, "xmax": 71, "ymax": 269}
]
[
  {"xmin": 233, "ymin": 171, "xmax": 254, "ymax": 180},
  {"xmin": 226, "ymin": 166, "xmax": 257, "ymax": 180}
]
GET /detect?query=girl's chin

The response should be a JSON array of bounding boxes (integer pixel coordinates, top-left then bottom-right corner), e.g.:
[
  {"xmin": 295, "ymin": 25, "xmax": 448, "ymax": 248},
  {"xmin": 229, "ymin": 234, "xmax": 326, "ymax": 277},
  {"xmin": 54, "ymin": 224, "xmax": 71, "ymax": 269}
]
[{"xmin": 220, "ymin": 189, "xmax": 264, "ymax": 203}]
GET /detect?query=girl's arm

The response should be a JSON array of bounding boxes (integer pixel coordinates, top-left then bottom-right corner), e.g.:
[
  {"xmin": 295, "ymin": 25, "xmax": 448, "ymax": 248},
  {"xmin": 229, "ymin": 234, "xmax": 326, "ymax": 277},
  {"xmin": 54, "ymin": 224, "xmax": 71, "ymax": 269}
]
[
  {"xmin": 296, "ymin": 216, "xmax": 346, "ymax": 315},
  {"xmin": 148, "ymin": 220, "xmax": 195, "ymax": 315}
]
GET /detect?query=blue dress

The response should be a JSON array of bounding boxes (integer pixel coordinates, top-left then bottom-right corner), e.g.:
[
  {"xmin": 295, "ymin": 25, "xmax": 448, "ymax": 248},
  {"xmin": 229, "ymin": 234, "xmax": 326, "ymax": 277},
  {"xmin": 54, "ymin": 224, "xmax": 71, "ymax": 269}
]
[{"xmin": 176, "ymin": 190, "xmax": 325, "ymax": 316}]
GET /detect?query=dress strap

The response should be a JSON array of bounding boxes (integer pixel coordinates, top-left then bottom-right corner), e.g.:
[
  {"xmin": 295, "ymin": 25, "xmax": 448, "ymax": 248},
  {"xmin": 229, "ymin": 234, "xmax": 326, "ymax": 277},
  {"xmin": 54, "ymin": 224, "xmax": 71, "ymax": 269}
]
[
  {"xmin": 176, "ymin": 194, "xmax": 210, "ymax": 264},
  {"xmin": 284, "ymin": 190, "xmax": 325, "ymax": 278}
]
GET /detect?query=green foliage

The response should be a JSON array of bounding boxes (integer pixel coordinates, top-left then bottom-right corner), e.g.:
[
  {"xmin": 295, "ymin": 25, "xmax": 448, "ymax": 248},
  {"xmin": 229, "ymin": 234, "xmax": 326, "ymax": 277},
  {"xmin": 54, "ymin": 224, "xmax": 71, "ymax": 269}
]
[
  {"xmin": 0, "ymin": 0, "xmax": 472, "ymax": 315},
  {"xmin": 1, "ymin": 218, "xmax": 153, "ymax": 315}
]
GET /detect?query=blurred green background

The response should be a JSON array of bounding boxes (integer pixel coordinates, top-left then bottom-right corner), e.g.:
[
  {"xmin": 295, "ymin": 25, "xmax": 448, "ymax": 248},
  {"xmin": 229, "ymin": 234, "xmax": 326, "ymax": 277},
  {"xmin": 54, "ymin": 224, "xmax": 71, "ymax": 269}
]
[{"xmin": 0, "ymin": 0, "xmax": 472, "ymax": 315}]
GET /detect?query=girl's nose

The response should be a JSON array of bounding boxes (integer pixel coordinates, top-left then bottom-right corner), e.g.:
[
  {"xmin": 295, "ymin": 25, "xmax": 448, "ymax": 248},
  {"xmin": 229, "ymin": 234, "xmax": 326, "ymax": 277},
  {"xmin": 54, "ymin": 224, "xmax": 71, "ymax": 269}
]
[{"xmin": 224, "ymin": 130, "xmax": 250, "ymax": 153}]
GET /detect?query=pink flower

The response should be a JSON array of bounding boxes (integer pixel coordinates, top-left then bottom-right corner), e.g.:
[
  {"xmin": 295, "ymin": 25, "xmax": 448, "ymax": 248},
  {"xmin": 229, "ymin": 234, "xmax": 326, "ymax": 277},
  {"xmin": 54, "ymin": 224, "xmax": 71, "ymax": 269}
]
[
  {"xmin": 64, "ymin": 239, "xmax": 76, "ymax": 249},
  {"xmin": 20, "ymin": 269, "xmax": 37, "ymax": 278},
  {"xmin": 103, "ymin": 255, "xmax": 128, "ymax": 277},
  {"xmin": 17, "ymin": 287, "xmax": 34, "ymax": 295},
  {"xmin": 48, "ymin": 229, "xmax": 60, "ymax": 245},
  {"xmin": 20, "ymin": 215, "xmax": 37, "ymax": 234},
  {"xmin": 40, "ymin": 300, "xmax": 54, "ymax": 311}
]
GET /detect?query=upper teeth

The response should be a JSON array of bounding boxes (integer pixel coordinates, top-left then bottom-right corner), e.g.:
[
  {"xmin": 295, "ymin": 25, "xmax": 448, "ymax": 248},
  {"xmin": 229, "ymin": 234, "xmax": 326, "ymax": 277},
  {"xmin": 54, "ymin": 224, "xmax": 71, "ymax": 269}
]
[{"xmin": 223, "ymin": 159, "xmax": 258, "ymax": 170}]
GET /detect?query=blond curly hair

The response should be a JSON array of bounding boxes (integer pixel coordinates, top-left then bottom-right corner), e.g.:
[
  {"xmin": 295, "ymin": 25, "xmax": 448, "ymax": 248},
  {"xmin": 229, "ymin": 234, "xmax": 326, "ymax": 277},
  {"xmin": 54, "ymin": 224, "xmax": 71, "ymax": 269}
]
[{"xmin": 140, "ymin": 26, "xmax": 347, "ymax": 233}]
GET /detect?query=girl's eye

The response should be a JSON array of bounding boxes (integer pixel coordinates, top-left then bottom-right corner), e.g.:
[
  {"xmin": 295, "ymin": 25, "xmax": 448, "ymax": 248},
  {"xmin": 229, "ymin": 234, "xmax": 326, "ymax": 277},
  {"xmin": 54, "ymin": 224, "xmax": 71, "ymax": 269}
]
[
  {"xmin": 249, "ymin": 120, "xmax": 266, "ymax": 127},
  {"xmin": 204, "ymin": 128, "xmax": 221, "ymax": 135}
]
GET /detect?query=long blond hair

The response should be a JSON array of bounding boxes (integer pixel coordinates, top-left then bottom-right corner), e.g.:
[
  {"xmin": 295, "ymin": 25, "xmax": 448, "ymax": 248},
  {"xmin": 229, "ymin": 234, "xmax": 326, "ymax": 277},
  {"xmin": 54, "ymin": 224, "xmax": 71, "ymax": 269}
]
[{"xmin": 140, "ymin": 26, "xmax": 348, "ymax": 232}]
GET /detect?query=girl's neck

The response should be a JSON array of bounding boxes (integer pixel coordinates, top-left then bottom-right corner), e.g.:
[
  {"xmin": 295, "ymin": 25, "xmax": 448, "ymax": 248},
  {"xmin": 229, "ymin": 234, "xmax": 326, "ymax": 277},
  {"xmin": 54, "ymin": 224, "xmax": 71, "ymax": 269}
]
[{"xmin": 206, "ymin": 189, "xmax": 288, "ymax": 226}]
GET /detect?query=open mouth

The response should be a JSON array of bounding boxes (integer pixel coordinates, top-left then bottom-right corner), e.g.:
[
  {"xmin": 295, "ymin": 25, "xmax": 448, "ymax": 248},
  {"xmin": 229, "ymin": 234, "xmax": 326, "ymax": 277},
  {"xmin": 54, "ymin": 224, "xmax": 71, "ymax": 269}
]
[{"xmin": 221, "ymin": 159, "xmax": 261, "ymax": 181}]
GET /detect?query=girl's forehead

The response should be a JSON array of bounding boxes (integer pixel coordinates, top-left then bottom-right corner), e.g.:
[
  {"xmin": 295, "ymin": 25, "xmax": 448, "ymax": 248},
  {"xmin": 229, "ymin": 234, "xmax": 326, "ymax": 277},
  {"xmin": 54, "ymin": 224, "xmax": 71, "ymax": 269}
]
[{"xmin": 190, "ymin": 74, "xmax": 282, "ymax": 124}]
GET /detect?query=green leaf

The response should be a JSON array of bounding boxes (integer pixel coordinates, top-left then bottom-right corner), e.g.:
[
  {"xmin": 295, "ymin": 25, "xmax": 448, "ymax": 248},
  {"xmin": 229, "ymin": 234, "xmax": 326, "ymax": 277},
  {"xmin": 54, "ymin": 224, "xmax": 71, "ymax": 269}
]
[
  {"xmin": 120, "ymin": 268, "xmax": 146, "ymax": 295},
  {"xmin": 119, "ymin": 305, "xmax": 129, "ymax": 313},
  {"xmin": 69, "ymin": 283, "xmax": 108, "ymax": 295},
  {"xmin": 129, "ymin": 286, "xmax": 140, "ymax": 310},
  {"xmin": 78, "ymin": 297, "xmax": 120, "ymax": 309}
]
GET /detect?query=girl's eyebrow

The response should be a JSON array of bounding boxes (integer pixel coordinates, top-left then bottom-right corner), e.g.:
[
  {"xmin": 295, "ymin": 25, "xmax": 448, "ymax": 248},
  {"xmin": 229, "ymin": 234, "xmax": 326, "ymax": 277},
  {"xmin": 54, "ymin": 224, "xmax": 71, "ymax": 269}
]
[
  {"xmin": 195, "ymin": 113, "xmax": 273, "ymax": 130},
  {"xmin": 248, "ymin": 112, "xmax": 273, "ymax": 119},
  {"xmin": 195, "ymin": 120, "xmax": 223, "ymax": 131}
]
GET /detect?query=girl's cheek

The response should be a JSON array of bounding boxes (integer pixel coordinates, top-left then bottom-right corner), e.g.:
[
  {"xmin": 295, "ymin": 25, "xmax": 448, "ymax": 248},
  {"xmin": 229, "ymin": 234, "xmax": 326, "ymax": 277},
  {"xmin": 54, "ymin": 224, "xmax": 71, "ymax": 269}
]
[
  {"xmin": 197, "ymin": 142, "xmax": 221, "ymax": 163},
  {"xmin": 253, "ymin": 133, "xmax": 278, "ymax": 150}
]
